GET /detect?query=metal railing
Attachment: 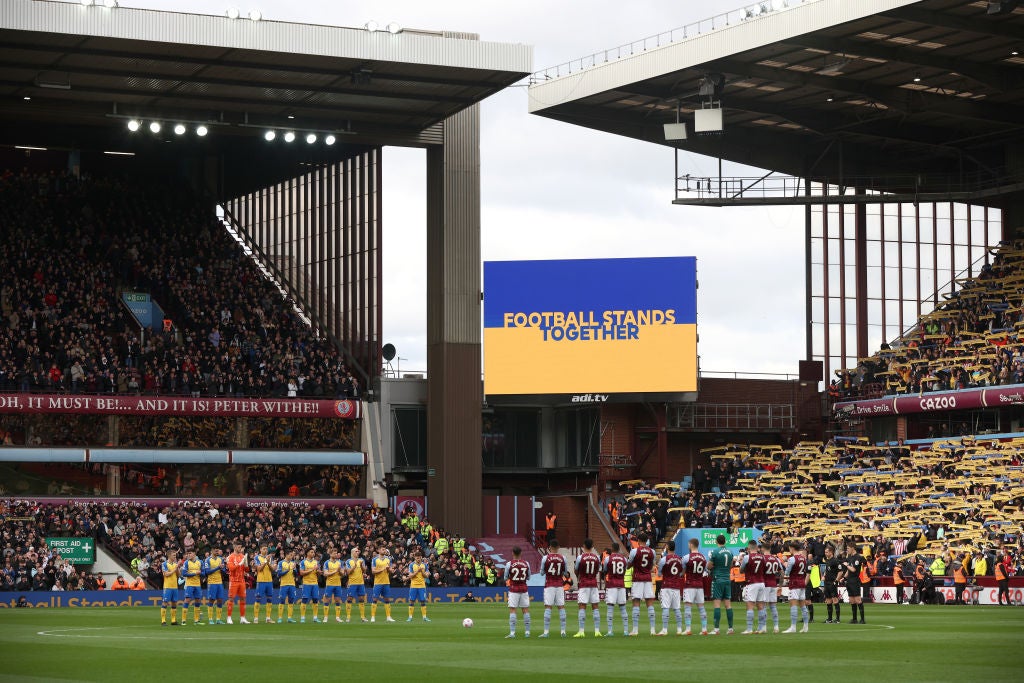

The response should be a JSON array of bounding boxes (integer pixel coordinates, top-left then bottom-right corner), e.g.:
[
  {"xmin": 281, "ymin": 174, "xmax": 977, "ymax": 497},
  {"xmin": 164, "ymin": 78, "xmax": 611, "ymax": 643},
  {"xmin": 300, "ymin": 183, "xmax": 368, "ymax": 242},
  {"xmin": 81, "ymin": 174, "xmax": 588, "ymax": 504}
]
[
  {"xmin": 530, "ymin": 0, "xmax": 819, "ymax": 84},
  {"xmin": 670, "ymin": 403, "xmax": 795, "ymax": 430}
]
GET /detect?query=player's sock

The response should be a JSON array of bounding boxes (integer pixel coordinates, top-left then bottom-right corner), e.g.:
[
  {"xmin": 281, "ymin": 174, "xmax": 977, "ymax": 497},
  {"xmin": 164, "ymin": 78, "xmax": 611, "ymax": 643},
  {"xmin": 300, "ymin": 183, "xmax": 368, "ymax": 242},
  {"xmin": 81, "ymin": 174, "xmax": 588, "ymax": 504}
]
[
  {"xmin": 287, "ymin": 605, "xmax": 294, "ymax": 619},
  {"xmin": 578, "ymin": 608, "xmax": 586, "ymax": 631},
  {"xmin": 591, "ymin": 607, "xmax": 600, "ymax": 632},
  {"xmin": 523, "ymin": 612, "xmax": 531, "ymax": 633},
  {"xmin": 509, "ymin": 612, "xmax": 517, "ymax": 634},
  {"xmin": 346, "ymin": 603, "xmax": 352, "ymax": 620},
  {"xmin": 543, "ymin": 607, "xmax": 551, "ymax": 633},
  {"xmin": 226, "ymin": 602, "xmax": 233, "ymax": 617},
  {"xmin": 409, "ymin": 606, "xmax": 415, "ymax": 619},
  {"xmin": 313, "ymin": 604, "xmax": 320, "ymax": 620},
  {"xmin": 160, "ymin": 607, "xmax": 167, "ymax": 623},
  {"xmin": 661, "ymin": 608, "xmax": 669, "ymax": 629},
  {"xmin": 559, "ymin": 609, "xmax": 567, "ymax": 633},
  {"xmin": 647, "ymin": 606, "xmax": 655, "ymax": 631},
  {"xmin": 631, "ymin": 605, "xmax": 640, "ymax": 631},
  {"xmin": 620, "ymin": 605, "xmax": 627, "ymax": 632},
  {"xmin": 714, "ymin": 607, "xmax": 721, "ymax": 628},
  {"xmin": 790, "ymin": 604, "xmax": 798, "ymax": 626},
  {"xmin": 802, "ymin": 606, "xmax": 809, "ymax": 626},
  {"xmin": 254, "ymin": 604, "xmax": 260, "ymax": 621},
  {"xmin": 684, "ymin": 604, "xmax": 692, "ymax": 630},
  {"xmin": 180, "ymin": 607, "xmax": 186, "ymax": 623},
  {"xmin": 758, "ymin": 608, "xmax": 767, "ymax": 630},
  {"xmin": 606, "ymin": 605, "xmax": 614, "ymax": 633},
  {"xmin": 746, "ymin": 609, "xmax": 754, "ymax": 631},
  {"xmin": 300, "ymin": 603, "xmax": 307, "ymax": 619},
  {"xmin": 278, "ymin": 604, "xmax": 284, "ymax": 620},
  {"xmin": 858, "ymin": 603, "xmax": 865, "ymax": 621},
  {"xmin": 359, "ymin": 604, "xmax": 366, "ymax": 620},
  {"xmin": 835, "ymin": 604, "xmax": 841, "ymax": 621},
  {"xmin": 370, "ymin": 603, "xmax": 377, "ymax": 619},
  {"xmin": 808, "ymin": 604, "xmax": 814, "ymax": 621},
  {"xmin": 239, "ymin": 601, "xmax": 245, "ymax": 617},
  {"xmin": 385, "ymin": 604, "xmax": 391, "ymax": 619},
  {"xmin": 420, "ymin": 606, "xmax": 427, "ymax": 619},
  {"xmin": 726, "ymin": 608, "xmax": 734, "ymax": 628},
  {"xmin": 674, "ymin": 608, "xmax": 682, "ymax": 631},
  {"xmin": 770, "ymin": 604, "xmax": 779, "ymax": 628},
  {"xmin": 207, "ymin": 605, "xmax": 213, "ymax": 622},
  {"xmin": 699, "ymin": 607, "xmax": 707, "ymax": 631},
  {"xmin": 194, "ymin": 606, "xmax": 200, "ymax": 622}
]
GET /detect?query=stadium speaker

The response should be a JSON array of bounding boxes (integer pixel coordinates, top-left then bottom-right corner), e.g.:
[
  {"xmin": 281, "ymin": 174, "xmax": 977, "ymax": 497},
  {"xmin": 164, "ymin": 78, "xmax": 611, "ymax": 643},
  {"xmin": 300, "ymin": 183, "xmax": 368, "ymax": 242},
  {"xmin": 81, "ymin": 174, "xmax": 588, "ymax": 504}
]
[
  {"xmin": 987, "ymin": 0, "xmax": 1021, "ymax": 14},
  {"xmin": 663, "ymin": 123, "xmax": 688, "ymax": 141},
  {"xmin": 382, "ymin": 343, "xmax": 397, "ymax": 362}
]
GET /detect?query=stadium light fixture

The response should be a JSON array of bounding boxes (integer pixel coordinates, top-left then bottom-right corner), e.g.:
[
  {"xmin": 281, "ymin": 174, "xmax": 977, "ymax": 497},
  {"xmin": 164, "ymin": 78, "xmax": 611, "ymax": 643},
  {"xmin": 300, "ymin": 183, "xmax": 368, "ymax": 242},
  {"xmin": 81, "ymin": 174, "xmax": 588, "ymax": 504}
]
[
  {"xmin": 264, "ymin": 130, "xmax": 276, "ymax": 141},
  {"xmin": 324, "ymin": 134, "xmax": 336, "ymax": 145},
  {"xmin": 283, "ymin": 131, "xmax": 296, "ymax": 142},
  {"xmin": 23, "ymin": 96, "xmax": 30, "ymax": 101},
  {"xmin": 196, "ymin": 125, "xmax": 209, "ymax": 137},
  {"xmin": 148, "ymin": 121, "xmax": 161, "ymax": 133},
  {"xmin": 173, "ymin": 123, "xmax": 186, "ymax": 135},
  {"xmin": 913, "ymin": 72, "xmax": 922, "ymax": 83},
  {"xmin": 305, "ymin": 133, "xmax": 317, "ymax": 144},
  {"xmin": 226, "ymin": 8, "xmax": 240, "ymax": 19},
  {"xmin": 1012, "ymin": 49, "xmax": 1020, "ymax": 56},
  {"xmin": 365, "ymin": 20, "xmax": 379, "ymax": 32},
  {"xmin": 103, "ymin": 0, "xmax": 118, "ymax": 8},
  {"xmin": 386, "ymin": 22, "xmax": 402, "ymax": 34},
  {"xmin": 826, "ymin": 94, "xmax": 834, "ymax": 102},
  {"xmin": 771, "ymin": 0, "xmax": 788, "ymax": 10},
  {"xmin": 81, "ymin": 0, "xmax": 95, "ymax": 6},
  {"xmin": 127, "ymin": 119, "xmax": 140, "ymax": 132},
  {"xmin": 249, "ymin": 9, "xmax": 262, "ymax": 21}
]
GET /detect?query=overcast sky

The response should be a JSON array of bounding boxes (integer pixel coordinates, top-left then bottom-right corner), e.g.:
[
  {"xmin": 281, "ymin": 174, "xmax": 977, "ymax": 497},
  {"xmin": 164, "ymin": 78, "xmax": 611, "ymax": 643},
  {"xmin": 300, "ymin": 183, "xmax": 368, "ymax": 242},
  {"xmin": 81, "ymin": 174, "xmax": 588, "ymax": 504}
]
[{"xmin": 125, "ymin": 0, "xmax": 807, "ymax": 379}]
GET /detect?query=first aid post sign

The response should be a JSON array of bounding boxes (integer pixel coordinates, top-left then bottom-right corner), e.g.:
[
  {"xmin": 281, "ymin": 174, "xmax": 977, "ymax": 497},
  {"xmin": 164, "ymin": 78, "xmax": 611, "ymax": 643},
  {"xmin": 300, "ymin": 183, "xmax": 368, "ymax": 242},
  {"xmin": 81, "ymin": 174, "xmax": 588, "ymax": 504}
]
[{"xmin": 46, "ymin": 537, "xmax": 96, "ymax": 564}]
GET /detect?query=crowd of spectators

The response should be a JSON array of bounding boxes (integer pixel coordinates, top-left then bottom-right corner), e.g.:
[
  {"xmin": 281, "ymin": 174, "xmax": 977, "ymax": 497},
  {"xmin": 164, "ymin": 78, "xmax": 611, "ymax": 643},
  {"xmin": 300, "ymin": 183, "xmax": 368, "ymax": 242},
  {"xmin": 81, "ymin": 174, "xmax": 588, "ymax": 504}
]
[
  {"xmin": 604, "ymin": 437, "xmax": 1024, "ymax": 581},
  {"xmin": 1, "ymin": 498, "xmax": 495, "ymax": 592},
  {"xmin": 831, "ymin": 239, "xmax": 1024, "ymax": 400},
  {"xmin": 0, "ymin": 169, "xmax": 359, "ymax": 401}
]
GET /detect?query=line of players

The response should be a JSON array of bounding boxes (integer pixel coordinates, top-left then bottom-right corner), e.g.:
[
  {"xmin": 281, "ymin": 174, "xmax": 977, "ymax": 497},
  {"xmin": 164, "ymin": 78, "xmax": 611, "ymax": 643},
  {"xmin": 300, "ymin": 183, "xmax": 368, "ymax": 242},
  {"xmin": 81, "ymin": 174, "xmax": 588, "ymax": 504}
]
[
  {"xmin": 157, "ymin": 543, "xmax": 433, "ymax": 626},
  {"xmin": 503, "ymin": 533, "xmax": 817, "ymax": 638}
]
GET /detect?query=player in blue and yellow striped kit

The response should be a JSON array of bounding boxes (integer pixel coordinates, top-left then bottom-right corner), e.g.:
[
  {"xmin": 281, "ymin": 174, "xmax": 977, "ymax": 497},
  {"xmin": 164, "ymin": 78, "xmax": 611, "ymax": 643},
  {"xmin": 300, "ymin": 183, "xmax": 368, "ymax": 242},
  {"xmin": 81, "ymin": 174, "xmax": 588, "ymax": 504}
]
[
  {"xmin": 182, "ymin": 550, "xmax": 205, "ymax": 625},
  {"xmin": 252, "ymin": 545, "xmax": 276, "ymax": 624},
  {"xmin": 277, "ymin": 550, "xmax": 298, "ymax": 623},
  {"xmin": 405, "ymin": 548, "xmax": 431, "ymax": 622},
  {"xmin": 160, "ymin": 550, "xmax": 181, "ymax": 626},
  {"xmin": 299, "ymin": 548, "xmax": 321, "ymax": 623},
  {"xmin": 370, "ymin": 546, "xmax": 395, "ymax": 623},
  {"xmin": 203, "ymin": 547, "xmax": 228, "ymax": 624},
  {"xmin": 345, "ymin": 547, "xmax": 368, "ymax": 622},
  {"xmin": 321, "ymin": 549, "xmax": 346, "ymax": 624}
]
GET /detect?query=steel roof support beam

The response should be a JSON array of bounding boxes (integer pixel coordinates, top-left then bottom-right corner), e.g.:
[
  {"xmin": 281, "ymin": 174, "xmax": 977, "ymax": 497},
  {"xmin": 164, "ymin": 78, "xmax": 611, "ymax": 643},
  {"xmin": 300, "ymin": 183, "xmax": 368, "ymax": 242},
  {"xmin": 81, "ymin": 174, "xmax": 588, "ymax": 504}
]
[{"xmin": 881, "ymin": 6, "xmax": 1024, "ymax": 42}]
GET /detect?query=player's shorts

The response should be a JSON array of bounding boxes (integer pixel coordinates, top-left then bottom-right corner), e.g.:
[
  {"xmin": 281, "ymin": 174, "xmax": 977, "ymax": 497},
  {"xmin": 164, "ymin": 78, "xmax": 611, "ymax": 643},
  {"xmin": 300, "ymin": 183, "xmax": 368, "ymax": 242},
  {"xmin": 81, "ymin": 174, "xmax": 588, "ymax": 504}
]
[
  {"xmin": 823, "ymin": 581, "xmax": 839, "ymax": 599},
  {"xmin": 348, "ymin": 583, "xmax": 367, "ymax": 600},
  {"xmin": 183, "ymin": 586, "xmax": 203, "ymax": 601},
  {"xmin": 660, "ymin": 588, "xmax": 681, "ymax": 610},
  {"xmin": 301, "ymin": 584, "xmax": 320, "ymax": 601},
  {"xmin": 507, "ymin": 591, "xmax": 530, "ymax": 609},
  {"xmin": 605, "ymin": 587, "xmax": 627, "ymax": 605},
  {"xmin": 543, "ymin": 586, "xmax": 566, "ymax": 607},
  {"xmin": 789, "ymin": 588, "xmax": 806, "ymax": 601},
  {"xmin": 322, "ymin": 585, "xmax": 345, "ymax": 601},
  {"xmin": 683, "ymin": 587, "xmax": 705, "ymax": 605},
  {"xmin": 845, "ymin": 582, "xmax": 862, "ymax": 599},
  {"xmin": 162, "ymin": 588, "xmax": 180, "ymax": 603},
  {"xmin": 254, "ymin": 582, "xmax": 274, "ymax": 601},
  {"xmin": 743, "ymin": 582, "xmax": 764, "ymax": 603},
  {"xmin": 630, "ymin": 581, "xmax": 655, "ymax": 601},
  {"xmin": 759, "ymin": 585, "xmax": 778, "ymax": 603},
  {"xmin": 228, "ymin": 582, "xmax": 246, "ymax": 599},
  {"xmin": 711, "ymin": 579, "xmax": 732, "ymax": 601},
  {"xmin": 206, "ymin": 584, "xmax": 226, "ymax": 601},
  {"xmin": 279, "ymin": 585, "xmax": 297, "ymax": 602},
  {"xmin": 372, "ymin": 584, "xmax": 391, "ymax": 601},
  {"xmin": 577, "ymin": 587, "xmax": 600, "ymax": 604}
]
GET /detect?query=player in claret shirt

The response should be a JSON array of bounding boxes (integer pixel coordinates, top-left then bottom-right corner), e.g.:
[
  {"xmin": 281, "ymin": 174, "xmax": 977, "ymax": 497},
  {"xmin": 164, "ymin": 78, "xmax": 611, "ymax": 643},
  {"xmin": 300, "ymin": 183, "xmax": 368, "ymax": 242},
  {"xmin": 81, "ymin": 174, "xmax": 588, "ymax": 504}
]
[
  {"xmin": 602, "ymin": 543, "xmax": 629, "ymax": 636},
  {"xmin": 503, "ymin": 546, "xmax": 532, "ymax": 638},
  {"xmin": 656, "ymin": 545, "xmax": 684, "ymax": 636},
  {"xmin": 627, "ymin": 533, "xmax": 658, "ymax": 636},
  {"xmin": 538, "ymin": 538, "xmax": 569, "ymax": 638},
  {"xmin": 783, "ymin": 541, "xmax": 810, "ymax": 633},
  {"xmin": 739, "ymin": 540, "xmax": 765, "ymax": 634},
  {"xmin": 682, "ymin": 538, "xmax": 709, "ymax": 635},
  {"xmin": 573, "ymin": 538, "xmax": 603, "ymax": 638},
  {"xmin": 760, "ymin": 541, "xmax": 784, "ymax": 633}
]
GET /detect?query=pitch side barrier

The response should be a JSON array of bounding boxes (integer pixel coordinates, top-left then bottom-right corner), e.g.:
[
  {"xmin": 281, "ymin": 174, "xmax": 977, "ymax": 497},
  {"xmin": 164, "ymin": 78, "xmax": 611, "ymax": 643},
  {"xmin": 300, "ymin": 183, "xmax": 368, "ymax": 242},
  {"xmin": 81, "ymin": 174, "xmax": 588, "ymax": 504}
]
[
  {"xmin": 7, "ymin": 497, "xmax": 373, "ymax": 508},
  {"xmin": 0, "ymin": 587, "xmax": 540, "ymax": 608}
]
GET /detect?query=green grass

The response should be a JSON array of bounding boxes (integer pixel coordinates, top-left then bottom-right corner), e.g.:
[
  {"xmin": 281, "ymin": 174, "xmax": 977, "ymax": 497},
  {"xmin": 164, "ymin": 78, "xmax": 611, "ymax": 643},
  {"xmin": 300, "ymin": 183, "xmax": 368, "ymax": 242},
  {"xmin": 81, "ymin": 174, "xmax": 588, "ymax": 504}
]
[{"xmin": 0, "ymin": 603, "xmax": 1021, "ymax": 682}]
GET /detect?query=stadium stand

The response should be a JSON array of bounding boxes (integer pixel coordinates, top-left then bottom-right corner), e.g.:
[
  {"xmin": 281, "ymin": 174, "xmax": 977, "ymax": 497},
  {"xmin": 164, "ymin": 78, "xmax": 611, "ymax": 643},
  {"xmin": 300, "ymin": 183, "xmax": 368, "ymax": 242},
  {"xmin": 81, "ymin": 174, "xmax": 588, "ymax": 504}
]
[
  {"xmin": 0, "ymin": 170, "xmax": 359, "ymax": 400},
  {"xmin": 0, "ymin": 499, "xmax": 500, "ymax": 590},
  {"xmin": 832, "ymin": 240, "xmax": 1024, "ymax": 401}
]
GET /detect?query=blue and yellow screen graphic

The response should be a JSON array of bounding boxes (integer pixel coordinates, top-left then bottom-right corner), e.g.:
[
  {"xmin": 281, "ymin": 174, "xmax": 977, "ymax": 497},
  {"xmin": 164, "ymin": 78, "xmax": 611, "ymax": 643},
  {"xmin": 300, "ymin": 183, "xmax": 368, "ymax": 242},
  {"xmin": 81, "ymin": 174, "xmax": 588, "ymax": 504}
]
[{"xmin": 484, "ymin": 257, "xmax": 697, "ymax": 398}]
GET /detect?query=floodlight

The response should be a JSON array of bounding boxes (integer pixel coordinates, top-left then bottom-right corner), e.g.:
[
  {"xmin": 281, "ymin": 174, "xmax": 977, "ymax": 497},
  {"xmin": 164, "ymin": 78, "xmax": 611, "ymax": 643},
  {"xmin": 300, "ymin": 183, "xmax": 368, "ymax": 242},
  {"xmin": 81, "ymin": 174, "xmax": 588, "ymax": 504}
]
[
  {"xmin": 913, "ymin": 72, "xmax": 922, "ymax": 83},
  {"xmin": 23, "ymin": 96, "xmax": 31, "ymax": 101},
  {"xmin": 663, "ymin": 123, "xmax": 687, "ymax": 141},
  {"xmin": 305, "ymin": 133, "xmax": 317, "ymax": 144},
  {"xmin": 771, "ymin": 0, "xmax": 787, "ymax": 10},
  {"xmin": 196, "ymin": 125, "xmax": 209, "ymax": 137},
  {"xmin": 226, "ymin": 8, "xmax": 240, "ymax": 19},
  {"xmin": 103, "ymin": 0, "xmax": 118, "ymax": 7},
  {"xmin": 386, "ymin": 22, "xmax": 402, "ymax": 34},
  {"xmin": 283, "ymin": 131, "xmax": 296, "ymax": 142},
  {"xmin": 149, "ymin": 121, "xmax": 162, "ymax": 133},
  {"xmin": 127, "ymin": 119, "xmax": 140, "ymax": 132},
  {"xmin": 365, "ymin": 20, "xmax": 379, "ymax": 32},
  {"xmin": 264, "ymin": 130, "xmax": 276, "ymax": 141},
  {"xmin": 173, "ymin": 124, "xmax": 186, "ymax": 135},
  {"xmin": 249, "ymin": 9, "xmax": 262, "ymax": 21},
  {"xmin": 81, "ymin": 0, "xmax": 95, "ymax": 6},
  {"xmin": 324, "ymin": 134, "xmax": 336, "ymax": 145}
]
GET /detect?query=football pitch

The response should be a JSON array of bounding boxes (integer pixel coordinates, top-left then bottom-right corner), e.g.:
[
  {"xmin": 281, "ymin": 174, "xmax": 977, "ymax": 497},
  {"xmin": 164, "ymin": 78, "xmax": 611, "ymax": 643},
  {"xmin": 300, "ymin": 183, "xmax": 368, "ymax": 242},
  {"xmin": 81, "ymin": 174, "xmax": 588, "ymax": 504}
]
[{"xmin": 0, "ymin": 603, "xmax": 1020, "ymax": 682}]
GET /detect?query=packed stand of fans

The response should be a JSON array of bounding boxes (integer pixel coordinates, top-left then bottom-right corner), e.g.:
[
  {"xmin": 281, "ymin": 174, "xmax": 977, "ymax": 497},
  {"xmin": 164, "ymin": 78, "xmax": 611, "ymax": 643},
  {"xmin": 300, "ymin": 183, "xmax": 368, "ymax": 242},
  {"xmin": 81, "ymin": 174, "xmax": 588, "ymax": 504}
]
[
  {"xmin": 607, "ymin": 438, "xmax": 1023, "ymax": 589},
  {"xmin": 0, "ymin": 169, "xmax": 359, "ymax": 400},
  {"xmin": 831, "ymin": 240, "xmax": 1024, "ymax": 401},
  {"xmin": 1, "ymin": 499, "xmax": 499, "ymax": 591}
]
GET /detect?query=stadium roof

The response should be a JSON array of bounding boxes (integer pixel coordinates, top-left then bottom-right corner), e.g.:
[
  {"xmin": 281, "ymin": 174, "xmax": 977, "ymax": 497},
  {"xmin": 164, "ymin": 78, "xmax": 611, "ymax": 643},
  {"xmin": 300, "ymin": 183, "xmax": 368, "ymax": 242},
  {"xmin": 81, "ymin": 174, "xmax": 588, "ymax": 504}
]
[
  {"xmin": 0, "ymin": 0, "xmax": 531, "ymax": 150},
  {"xmin": 528, "ymin": 0, "xmax": 1024, "ymax": 205}
]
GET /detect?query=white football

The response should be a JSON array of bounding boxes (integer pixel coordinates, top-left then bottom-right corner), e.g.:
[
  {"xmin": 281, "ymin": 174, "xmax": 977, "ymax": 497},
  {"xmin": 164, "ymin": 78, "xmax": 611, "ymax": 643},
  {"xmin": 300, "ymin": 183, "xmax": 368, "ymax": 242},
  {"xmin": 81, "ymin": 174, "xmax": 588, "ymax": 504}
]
[{"xmin": 462, "ymin": 618, "xmax": 474, "ymax": 628}]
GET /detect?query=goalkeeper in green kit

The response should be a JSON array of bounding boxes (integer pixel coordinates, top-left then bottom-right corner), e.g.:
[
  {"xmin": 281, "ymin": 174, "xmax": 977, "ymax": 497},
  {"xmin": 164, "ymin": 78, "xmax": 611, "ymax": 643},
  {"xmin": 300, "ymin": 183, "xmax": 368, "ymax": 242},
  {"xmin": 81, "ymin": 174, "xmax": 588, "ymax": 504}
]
[{"xmin": 707, "ymin": 534, "xmax": 735, "ymax": 634}]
